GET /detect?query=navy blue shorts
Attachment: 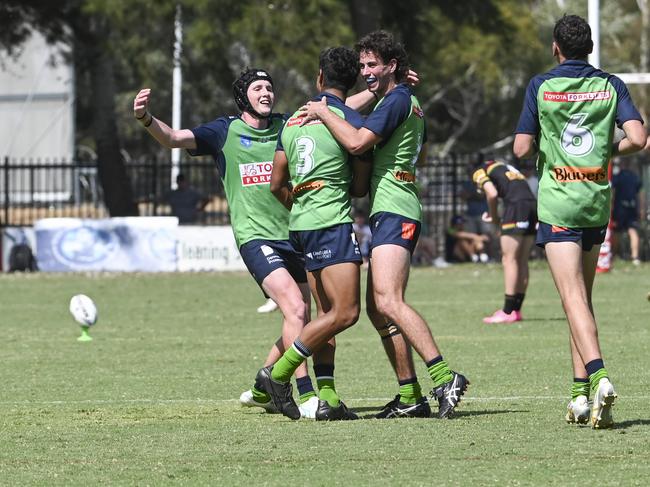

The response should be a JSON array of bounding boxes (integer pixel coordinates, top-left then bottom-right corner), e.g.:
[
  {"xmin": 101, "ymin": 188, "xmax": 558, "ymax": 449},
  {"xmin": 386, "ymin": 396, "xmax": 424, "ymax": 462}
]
[
  {"xmin": 290, "ymin": 223, "xmax": 361, "ymax": 272},
  {"xmin": 369, "ymin": 211, "xmax": 421, "ymax": 254},
  {"xmin": 536, "ymin": 222, "xmax": 607, "ymax": 251},
  {"xmin": 612, "ymin": 207, "xmax": 639, "ymax": 231},
  {"xmin": 239, "ymin": 239, "xmax": 307, "ymax": 294}
]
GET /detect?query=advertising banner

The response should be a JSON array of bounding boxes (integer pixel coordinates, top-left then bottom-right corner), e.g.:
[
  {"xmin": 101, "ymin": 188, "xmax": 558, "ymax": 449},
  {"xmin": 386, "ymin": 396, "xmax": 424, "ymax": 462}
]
[
  {"xmin": 35, "ymin": 217, "xmax": 178, "ymax": 272},
  {"xmin": 175, "ymin": 226, "xmax": 245, "ymax": 272}
]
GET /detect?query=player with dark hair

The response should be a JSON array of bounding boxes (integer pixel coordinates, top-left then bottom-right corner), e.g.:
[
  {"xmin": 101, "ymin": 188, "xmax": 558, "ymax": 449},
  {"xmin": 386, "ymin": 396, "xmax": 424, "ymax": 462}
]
[
  {"xmin": 133, "ymin": 69, "xmax": 321, "ymax": 417},
  {"xmin": 514, "ymin": 14, "xmax": 646, "ymax": 428},
  {"xmin": 259, "ymin": 46, "xmax": 367, "ymax": 421},
  {"xmin": 301, "ymin": 30, "xmax": 469, "ymax": 419},
  {"xmin": 473, "ymin": 160, "xmax": 537, "ymax": 323}
]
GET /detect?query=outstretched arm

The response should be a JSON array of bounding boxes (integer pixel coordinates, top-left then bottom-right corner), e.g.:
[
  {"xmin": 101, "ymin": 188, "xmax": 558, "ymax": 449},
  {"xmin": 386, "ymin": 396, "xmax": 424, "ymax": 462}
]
[{"xmin": 133, "ymin": 88, "xmax": 197, "ymax": 150}]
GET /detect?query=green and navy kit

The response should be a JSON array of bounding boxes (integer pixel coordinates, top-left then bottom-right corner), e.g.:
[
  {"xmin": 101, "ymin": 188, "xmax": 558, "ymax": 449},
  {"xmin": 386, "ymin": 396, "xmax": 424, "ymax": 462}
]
[
  {"xmin": 515, "ymin": 60, "xmax": 643, "ymax": 227},
  {"xmin": 364, "ymin": 83, "xmax": 426, "ymax": 222},
  {"xmin": 472, "ymin": 160, "xmax": 536, "ymax": 204},
  {"xmin": 278, "ymin": 92, "xmax": 365, "ymax": 231},
  {"xmin": 188, "ymin": 114, "xmax": 290, "ymax": 247}
]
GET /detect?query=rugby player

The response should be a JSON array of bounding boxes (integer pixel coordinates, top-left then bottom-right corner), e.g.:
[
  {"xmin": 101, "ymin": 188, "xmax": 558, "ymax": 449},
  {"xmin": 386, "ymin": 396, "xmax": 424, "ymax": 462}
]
[
  {"xmin": 301, "ymin": 31, "xmax": 469, "ymax": 419},
  {"xmin": 472, "ymin": 159, "xmax": 537, "ymax": 324},
  {"xmin": 514, "ymin": 14, "xmax": 646, "ymax": 428},
  {"xmin": 133, "ymin": 70, "xmax": 320, "ymax": 416},
  {"xmin": 257, "ymin": 46, "xmax": 368, "ymax": 421}
]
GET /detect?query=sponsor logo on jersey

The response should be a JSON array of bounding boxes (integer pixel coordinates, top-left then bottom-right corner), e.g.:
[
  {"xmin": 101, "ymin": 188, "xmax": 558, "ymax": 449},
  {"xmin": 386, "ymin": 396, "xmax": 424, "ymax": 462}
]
[
  {"xmin": 401, "ymin": 222, "xmax": 416, "ymax": 240},
  {"xmin": 239, "ymin": 161, "xmax": 273, "ymax": 186},
  {"xmin": 394, "ymin": 170, "xmax": 416, "ymax": 183},
  {"xmin": 543, "ymin": 91, "xmax": 611, "ymax": 103},
  {"xmin": 285, "ymin": 116, "xmax": 323, "ymax": 127},
  {"xmin": 293, "ymin": 180, "xmax": 325, "ymax": 195},
  {"xmin": 552, "ymin": 166, "xmax": 606, "ymax": 183},
  {"xmin": 240, "ymin": 135, "xmax": 252, "ymax": 147}
]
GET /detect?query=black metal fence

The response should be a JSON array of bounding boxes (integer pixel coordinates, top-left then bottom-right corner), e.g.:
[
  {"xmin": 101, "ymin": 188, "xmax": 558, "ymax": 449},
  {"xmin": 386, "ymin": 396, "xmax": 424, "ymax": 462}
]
[{"xmin": 2, "ymin": 154, "xmax": 649, "ymax": 260}]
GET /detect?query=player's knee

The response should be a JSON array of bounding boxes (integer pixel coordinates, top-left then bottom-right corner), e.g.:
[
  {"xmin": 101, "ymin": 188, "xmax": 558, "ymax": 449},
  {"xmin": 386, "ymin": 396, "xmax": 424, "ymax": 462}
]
[
  {"xmin": 335, "ymin": 304, "xmax": 360, "ymax": 330},
  {"xmin": 280, "ymin": 297, "xmax": 308, "ymax": 325},
  {"xmin": 374, "ymin": 296, "xmax": 400, "ymax": 322}
]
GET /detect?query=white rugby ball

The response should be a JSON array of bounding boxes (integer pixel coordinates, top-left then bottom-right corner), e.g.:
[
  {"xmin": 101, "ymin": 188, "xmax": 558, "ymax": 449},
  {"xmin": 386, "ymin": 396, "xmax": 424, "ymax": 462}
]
[{"xmin": 69, "ymin": 294, "xmax": 98, "ymax": 326}]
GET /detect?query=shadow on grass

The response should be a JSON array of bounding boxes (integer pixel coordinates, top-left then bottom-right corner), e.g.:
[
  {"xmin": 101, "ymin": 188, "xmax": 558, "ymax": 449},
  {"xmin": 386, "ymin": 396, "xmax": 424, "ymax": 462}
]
[
  {"xmin": 612, "ymin": 418, "xmax": 650, "ymax": 429},
  {"xmin": 521, "ymin": 317, "xmax": 566, "ymax": 322},
  {"xmin": 355, "ymin": 408, "xmax": 528, "ymax": 419}
]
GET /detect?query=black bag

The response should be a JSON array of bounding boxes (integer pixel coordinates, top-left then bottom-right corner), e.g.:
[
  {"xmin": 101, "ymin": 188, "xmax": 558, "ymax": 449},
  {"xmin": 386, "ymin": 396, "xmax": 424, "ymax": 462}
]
[{"xmin": 9, "ymin": 243, "xmax": 38, "ymax": 272}]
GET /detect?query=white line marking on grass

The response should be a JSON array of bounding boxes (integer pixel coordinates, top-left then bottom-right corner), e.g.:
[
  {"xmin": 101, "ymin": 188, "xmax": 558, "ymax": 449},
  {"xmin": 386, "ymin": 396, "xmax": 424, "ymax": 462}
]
[{"xmin": 1, "ymin": 395, "xmax": 649, "ymax": 406}]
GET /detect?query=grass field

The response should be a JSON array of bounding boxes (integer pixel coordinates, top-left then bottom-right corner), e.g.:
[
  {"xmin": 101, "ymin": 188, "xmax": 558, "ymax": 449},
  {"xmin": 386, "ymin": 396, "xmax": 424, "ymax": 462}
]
[{"xmin": 1, "ymin": 262, "xmax": 649, "ymax": 485}]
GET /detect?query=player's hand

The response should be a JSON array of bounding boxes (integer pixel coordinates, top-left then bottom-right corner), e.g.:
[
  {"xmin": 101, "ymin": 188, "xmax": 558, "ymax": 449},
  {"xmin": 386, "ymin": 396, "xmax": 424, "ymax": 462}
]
[
  {"xmin": 133, "ymin": 88, "xmax": 151, "ymax": 119},
  {"xmin": 481, "ymin": 211, "xmax": 492, "ymax": 223},
  {"xmin": 406, "ymin": 69, "xmax": 420, "ymax": 86},
  {"xmin": 298, "ymin": 96, "xmax": 327, "ymax": 126}
]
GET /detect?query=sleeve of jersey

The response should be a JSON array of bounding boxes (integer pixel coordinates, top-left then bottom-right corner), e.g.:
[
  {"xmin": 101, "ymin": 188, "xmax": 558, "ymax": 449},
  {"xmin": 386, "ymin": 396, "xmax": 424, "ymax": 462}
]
[
  {"xmin": 187, "ymin": 118, "xmax": 229, "ymax": 157},
  {"xmin": 276, "ymin": 123, "xmax": 286, "ymax": 152},
  {"xmin": 514, "ymin": 78, "xmax": 541, "ymax": 134},
  {"xmin": 610, "ymin": 76, "xmax": 644, "ymax": 127},
  {"xmin": 342, "ymin": 105, "xmax": 366, "ymax": 129},
  {"xmin": 363, "ymin": 90, "xmax": 410, "ymax": 138},
  {"xmin": 472, "ymin": 168, "xmax": 489, "ymax": 189}
]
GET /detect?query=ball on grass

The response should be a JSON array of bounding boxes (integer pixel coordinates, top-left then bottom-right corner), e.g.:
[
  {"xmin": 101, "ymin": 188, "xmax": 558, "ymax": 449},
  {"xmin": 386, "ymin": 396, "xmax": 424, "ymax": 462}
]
[{"xmin": 69, "ymin": 294, "xmax": 98, "ymax": 327}]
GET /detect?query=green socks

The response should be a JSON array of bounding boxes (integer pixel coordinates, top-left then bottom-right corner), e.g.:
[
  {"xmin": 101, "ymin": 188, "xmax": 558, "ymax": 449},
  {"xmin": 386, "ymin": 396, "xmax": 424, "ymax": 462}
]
[
  {"xmin": 571, "ymin": 378, "xmax": 590, "ymax": 400},
  {"xmin": 317, "ymin": 377, "xmax": 340, "ymax": 407},
  {"xmin": 398, "ymin": 380, "xmax": 423, "ymax": 405},
  {"xmin": 252, "ymin": 385, "xmax": 271, "ymax": 404},
  {"xmin": 427, "ymin": 357, "xmax": 453, "ymax": 388},
  {"xmin": 271, "ymin": 345, "xmax": 309, "ymax": 383},
  {"xmin": 588, "ymin": 368, "xmax": 609, "ymax": 393}
]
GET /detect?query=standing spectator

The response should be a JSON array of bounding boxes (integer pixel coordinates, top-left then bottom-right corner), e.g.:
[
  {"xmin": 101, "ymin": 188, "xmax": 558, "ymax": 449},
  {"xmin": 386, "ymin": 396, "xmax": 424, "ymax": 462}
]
[
  {"xmin": 165, "ymin": 173, "xmax": 209, "ymax": 224},
  {"xmin": 611, "ymin": 158, "xmax": 644, "ymax": 264}
]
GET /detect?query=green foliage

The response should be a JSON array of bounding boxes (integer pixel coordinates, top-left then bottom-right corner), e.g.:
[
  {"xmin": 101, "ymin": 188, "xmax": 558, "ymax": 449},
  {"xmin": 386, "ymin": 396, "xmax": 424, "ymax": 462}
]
[
  {"xmin": 2, "ymin": 0, "xmax": 649, "ymax": 158},
  {"xmin": 224, "ymin": 0, "xmax": 354, "ymax": 112},
  {"xmin": 1, "ymin": 263, "xmax": 649, "ymax": 484}
]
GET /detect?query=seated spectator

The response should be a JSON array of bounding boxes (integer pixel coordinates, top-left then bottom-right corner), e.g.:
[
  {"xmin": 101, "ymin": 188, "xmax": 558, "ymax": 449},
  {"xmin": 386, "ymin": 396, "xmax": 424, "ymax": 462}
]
[
  {"xmin": 445, "ymin": 215, "xmax": 489, "ymax": 263},
  {"xmin": 166, "ymin": 173, "xmax": 209, "ymax": 224}
]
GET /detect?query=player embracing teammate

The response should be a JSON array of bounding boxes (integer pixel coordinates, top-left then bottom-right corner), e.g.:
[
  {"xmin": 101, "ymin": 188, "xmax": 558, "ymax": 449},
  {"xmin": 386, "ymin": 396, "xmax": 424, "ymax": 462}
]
[{"xmin": 302, "ymin": 31, "xmax": 469, "ymax": 419}]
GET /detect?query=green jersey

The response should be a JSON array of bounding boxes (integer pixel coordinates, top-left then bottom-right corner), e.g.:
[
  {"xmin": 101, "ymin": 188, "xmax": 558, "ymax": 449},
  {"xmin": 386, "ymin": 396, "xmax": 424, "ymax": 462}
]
[
  {"xmin": 364, "ymin": 84, "xmax": 425, "ymax": 221},
  {"xmin": 189, "ymin": 114, "xmax": 290, "ymax": 247},
  {"xmin": 279, "ymin": 93, "xmax": 365, "ymax": 231},
  {"xmin": 515, "ymin": 60, "xmax": 643, "ymax": 227}
]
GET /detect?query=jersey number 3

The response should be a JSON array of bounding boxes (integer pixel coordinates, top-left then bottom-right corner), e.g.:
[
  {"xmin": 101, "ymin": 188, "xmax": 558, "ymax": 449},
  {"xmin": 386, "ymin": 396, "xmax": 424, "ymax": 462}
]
[
  {"xmin": 561, "ymin": 113, "xmax": 594, "ymax": 157},
  {"xmin": 296, "ymin": 136, "xmax": 316, "ymax": 175}
]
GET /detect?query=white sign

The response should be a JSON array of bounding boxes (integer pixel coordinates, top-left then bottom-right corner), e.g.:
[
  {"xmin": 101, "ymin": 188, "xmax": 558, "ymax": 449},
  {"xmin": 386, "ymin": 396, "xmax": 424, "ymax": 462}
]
[{"xmin": 175, "ymin": 226, "xmax": 245, "ymax": 272}]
